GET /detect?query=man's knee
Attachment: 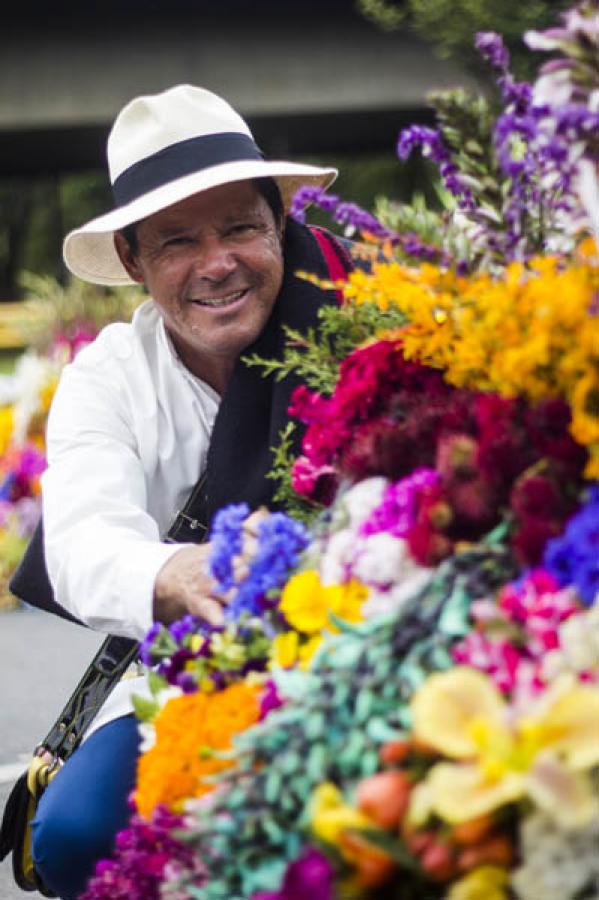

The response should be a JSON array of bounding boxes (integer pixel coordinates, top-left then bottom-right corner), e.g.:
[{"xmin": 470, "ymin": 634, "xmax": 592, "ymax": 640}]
[
  {"xmin": 31, "ymin": 801, "xmax": 114, "ymax": 898},
  {"xmin": 30, "ymin": 715, "xmax": 140, "ymax": 898}
]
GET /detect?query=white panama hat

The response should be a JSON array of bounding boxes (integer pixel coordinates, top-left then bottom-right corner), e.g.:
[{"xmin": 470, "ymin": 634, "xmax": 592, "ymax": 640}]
[{"xmin": 63, "ymin": 84, "xmax": 338, "ymax": 286}]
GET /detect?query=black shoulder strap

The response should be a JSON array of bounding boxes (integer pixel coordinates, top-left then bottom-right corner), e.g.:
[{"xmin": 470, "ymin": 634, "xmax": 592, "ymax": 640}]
[{"xmin": 41, "ymin": 635, "xmax": 141, "ymax": 760}]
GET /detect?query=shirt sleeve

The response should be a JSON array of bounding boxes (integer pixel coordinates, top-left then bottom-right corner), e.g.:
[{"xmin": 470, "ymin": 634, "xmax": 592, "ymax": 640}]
[{"xmin": 41, "ymin": 360, "xmax": 184, "ymax": 640}]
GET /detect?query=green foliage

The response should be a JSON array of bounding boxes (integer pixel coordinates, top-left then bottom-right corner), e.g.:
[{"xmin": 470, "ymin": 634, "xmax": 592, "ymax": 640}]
[
  {"xmin": 0, "ymin": 172, "xmax": 112, "ymax": 299},
  {"xmin": 244, "ymin": 298, "xmax": 408, "ymax": 397},
  {"xmin": 16, "ymin": 272, "xmax": 144, "ymax": 351},
  {"xmin": 357, "ymin": 0, "xmax": 571, "ymax": 80},
  {"xmin": 265, "ymin": 422, "xmax": 323, "ymax": 526},
  {"xmin": 131, "ymin": 694, "xmax": 160, "ymax": 724},
  {"xmin": 357, "ymin": 0, "xmax": 404, "ymax": 31}
]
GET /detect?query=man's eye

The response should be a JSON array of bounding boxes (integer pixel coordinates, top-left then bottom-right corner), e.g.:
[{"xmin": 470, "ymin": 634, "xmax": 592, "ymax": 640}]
[
  {"xmin": 164, "ymin": 236, "xmax": 191, "ymax": 248},
  {"xmin": 229, "ymin": 223, "xmax": 257, "ymax": 236}
]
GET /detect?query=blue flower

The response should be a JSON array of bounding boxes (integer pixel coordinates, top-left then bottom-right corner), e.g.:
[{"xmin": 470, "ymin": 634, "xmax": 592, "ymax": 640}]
[
  {"xmin": 226, "ymin": 513, "xmax": 310, "ymax": 621},
  {"xmin": 208, "ymin": 502, "xmax": 249, "ymax": 592},
  {"xmin": 544, "ymin": 486, "xmax": 599, "ymax": 606}
]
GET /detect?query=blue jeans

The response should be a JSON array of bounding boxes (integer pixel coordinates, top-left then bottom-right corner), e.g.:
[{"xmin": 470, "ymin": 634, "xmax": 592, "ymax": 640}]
[{"xmin": 31, "ymin": 715, "xmax": 140, "ymax": 900}]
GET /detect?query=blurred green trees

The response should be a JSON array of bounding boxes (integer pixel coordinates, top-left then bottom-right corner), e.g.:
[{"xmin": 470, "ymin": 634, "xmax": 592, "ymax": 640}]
[
  {"xmin": 0, "ymin": 174, "xmax": 112, "ymax": 300},
  {"xmin": 357, "ymin": 0, "xmax": 571, "ymax": 80}
]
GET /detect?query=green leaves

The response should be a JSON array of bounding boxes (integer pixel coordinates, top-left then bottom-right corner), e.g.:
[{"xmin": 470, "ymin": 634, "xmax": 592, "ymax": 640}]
[
  {"xmin": 131, "ymin": 694, "xmax": 160, "ymax": 723},
  {"xmin": 245, "ymin": 299, "xmax": 408, "ymax": 398}
]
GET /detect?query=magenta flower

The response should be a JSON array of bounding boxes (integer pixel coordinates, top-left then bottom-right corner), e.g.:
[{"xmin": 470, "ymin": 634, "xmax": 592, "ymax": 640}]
[
  {"xmin": 260, "ymin": 680, "xmax": 284, "ymax": 720},
  {"xmin": 252, "ymin": 847, "xmax": 335, "ymax": 900},
  {"xmin": 80, "ymin": 806, "xmax": 206, "ymax": 900}
]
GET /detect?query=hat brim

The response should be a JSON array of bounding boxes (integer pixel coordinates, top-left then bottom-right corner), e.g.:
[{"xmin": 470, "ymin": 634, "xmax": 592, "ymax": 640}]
[{"xmin": 63, "ymin": 160, "xmax": 337, "ymax": 285}]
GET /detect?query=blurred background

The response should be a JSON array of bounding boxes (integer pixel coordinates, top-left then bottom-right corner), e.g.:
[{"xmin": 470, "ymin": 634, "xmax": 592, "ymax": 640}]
[{"xmin": 0, "ymin": 0, "xmax": 471, "ymax": 296}]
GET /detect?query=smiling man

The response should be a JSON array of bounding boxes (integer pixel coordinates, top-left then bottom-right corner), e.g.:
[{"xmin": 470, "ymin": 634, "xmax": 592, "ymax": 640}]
[
  {"xmin": 114, "ymin": 180, "xmax": 285, "ymax": 394},
  {"xmin": 26, "ymin": 84, "xmax": 344, "ymax": 899}
]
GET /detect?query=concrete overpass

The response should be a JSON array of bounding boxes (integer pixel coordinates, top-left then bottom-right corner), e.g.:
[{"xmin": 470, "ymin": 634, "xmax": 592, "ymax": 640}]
[{"xmin": 0, "ymin": 0, "xmax": 478, "ymax": 175}]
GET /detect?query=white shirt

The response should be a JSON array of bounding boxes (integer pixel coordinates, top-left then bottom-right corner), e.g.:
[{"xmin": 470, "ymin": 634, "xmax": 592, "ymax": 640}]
[{"xmin": 42, "ymin": 299, "xmax": 220, "ymax": 733}]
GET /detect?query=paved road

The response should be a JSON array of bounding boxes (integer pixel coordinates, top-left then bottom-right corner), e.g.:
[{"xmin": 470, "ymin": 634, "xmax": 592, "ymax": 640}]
[{"xmin": 0, "ymin": 607, "xmax": 102, "ymax": 900}]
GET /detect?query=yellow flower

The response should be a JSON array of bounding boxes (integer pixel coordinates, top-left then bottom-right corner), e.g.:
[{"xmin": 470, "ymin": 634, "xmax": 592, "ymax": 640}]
[
  {"xmin": 271, "ymin": 631, "xmax": 300, "ymax": 669},
  {"xmin": 409, "ymin": 667, "xmax": 599, "ymax": 827},
  {"xmin": 329, "ymin": 579, "xmax": 369, "ymax": 623},
  {"xmin": 0, "ymin": 406, "xmax": 13, "ymax": 455},
  {"xmin": 279, "ymin": 570, "xmax": 366, "ymax": 634},
  {"xmin": 189, "ymin": 634, "xmax": 204, "ymax": 653},
  {"xmin": 354, "ymin": 251, "xmax": 599, "ymax": 475},
  {"xmin": 298, "ymin": 634, "xmax": 322, "ymax": 669},
  {"xmin": 279, "ymin": 570, "xmax": 330, "ymax": 633},
  {"xmin": 309, "ymin": 782, "xmax": 373, "ymax": 846},
  {"xmin": 446, "ymin": 866, "xmax": 509, "ymax": 900},
  {"xmin": 39, "ymin": 376, "xmax": 58, "ymax": 414},
  {"xmin": 412, "ymin": 666, "xmax": 506, "ymax": 759}
]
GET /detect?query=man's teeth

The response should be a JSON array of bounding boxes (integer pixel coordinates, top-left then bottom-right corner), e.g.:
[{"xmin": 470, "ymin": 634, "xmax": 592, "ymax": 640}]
[{"xmin": 194, "ymin": 289, "xmax": 245, "ymax": 307}]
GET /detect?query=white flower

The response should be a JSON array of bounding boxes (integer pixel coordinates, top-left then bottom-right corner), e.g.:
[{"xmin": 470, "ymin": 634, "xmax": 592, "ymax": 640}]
[
  {"xmin": 342, "ymin": 477, "xmax": 388, "ymax": 528},
  {"xmin": 320, "ymin": 528, "xmax": 356, "ymax": 585},
  {"xmin": 361, "ymin": 567, "xmax": 432, "ymax": 620},
  {"xmin": 511, "ymin": 810, "xmax": 599, "ymax": 900},
  {"xmin": 138, "ymin": 720, "xmax": 157, "ymax": 754},
  {"xmin": 524, "ymin": 29, "xmax": 564, "ymax": 52},
  {"xmin": 10, "ymin": 351, "xmax": 59, "ymax": 443},
  {"xmin": 543, "ymin": 605, "xmax": 599, "ymax": 681},
  {"xmin": 577, "ymin": 158, "xmax": 599, "ymax": 241},
  {"xmin": 352, "ymin": 532, "xmax": 410, "ymax": 587}
]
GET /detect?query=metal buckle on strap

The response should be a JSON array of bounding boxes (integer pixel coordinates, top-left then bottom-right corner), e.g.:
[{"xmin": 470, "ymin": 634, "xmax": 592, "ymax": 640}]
[{"xmin": 176, "ymin": 511, "xmax": 205, "ymax": 531}]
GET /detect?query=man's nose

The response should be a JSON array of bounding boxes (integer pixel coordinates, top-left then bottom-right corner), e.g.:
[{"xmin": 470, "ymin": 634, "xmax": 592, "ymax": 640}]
[{"xmin": 192, "ymin": 238, "xmax": 237, "ymax": 282}]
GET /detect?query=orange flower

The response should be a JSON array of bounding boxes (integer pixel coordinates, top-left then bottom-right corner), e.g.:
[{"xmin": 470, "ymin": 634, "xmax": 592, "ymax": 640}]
[{"xmin": 135, "ymin": 681, "xmax": 261, "ymax": 819}]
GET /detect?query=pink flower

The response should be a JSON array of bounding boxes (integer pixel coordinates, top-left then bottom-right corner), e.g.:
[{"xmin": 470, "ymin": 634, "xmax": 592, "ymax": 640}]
[
  {"xmin": 452, "ymin": 631, "xmax": 523, "ymax": 693},
  {"xmin": 290, "ymin": 456, "xmax": 337, "ymax": 503}
]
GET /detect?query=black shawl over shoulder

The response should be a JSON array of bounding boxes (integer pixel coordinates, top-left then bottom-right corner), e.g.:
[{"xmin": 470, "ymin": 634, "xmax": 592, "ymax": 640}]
[
  {"xmin": 10, "ymin": 219, "xmax": 344, "ymax": 623},
  {"xmin": 206, "ymin": 218, "xmax": 341, "ymax": 517}
]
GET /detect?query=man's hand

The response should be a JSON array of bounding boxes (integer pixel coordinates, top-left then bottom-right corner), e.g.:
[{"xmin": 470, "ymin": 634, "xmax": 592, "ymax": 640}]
[{"xmin": 153, "ymin": 544, "xmax": 224, "ymax": 626}]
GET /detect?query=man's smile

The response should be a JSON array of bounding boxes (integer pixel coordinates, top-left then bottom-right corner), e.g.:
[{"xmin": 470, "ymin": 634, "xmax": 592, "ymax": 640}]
[{"xmin": 189, "ymin": 287, "xmax": 249, "ymax": 308}]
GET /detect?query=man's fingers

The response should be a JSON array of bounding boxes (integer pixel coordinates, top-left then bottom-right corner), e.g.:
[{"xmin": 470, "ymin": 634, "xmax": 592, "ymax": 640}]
[{"xmin": 190, "ymin": 595, "xmax": 226, "ymax": 627}]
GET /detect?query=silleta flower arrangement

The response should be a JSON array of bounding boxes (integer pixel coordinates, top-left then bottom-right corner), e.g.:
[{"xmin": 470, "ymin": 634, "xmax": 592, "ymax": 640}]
[{"xmin": 82, "ymin": 5, "xmax": 599, "ymax": 900}]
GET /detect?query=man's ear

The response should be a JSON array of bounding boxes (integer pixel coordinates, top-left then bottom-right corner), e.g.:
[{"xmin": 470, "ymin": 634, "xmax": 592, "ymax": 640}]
[{"xmin": 114, "ymin": 232, "xmax": 144, "ymax": 284}]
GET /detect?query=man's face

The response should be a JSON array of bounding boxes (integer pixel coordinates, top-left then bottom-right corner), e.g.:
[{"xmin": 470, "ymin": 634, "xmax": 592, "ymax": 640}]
[{"xmin": 115, "ymin": 180, "xmax": 284, "ymax": 391}]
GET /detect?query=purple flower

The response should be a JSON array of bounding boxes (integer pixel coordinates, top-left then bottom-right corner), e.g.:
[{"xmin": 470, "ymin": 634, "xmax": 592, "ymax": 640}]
[
  {"xmin": 139, "ymin": 622, "xmax": 163, "ymax": 666},
  {"xmin": 252, "ymin": 847, "xmax": 335, "ymax": 900},
  {"xmin": 14, "ymin": 495, "xmax": 41, "ymax": 537},
  {"xmin": 81, "ymin": 806, "xmax": 207, "ymax": 900},
  {"xmin": 291, "ymin": 186, "xmax": 395, "ymax": 240},
  {"xmin": 475, "ymin": 31, "xmax": 510, "ymax": 71},
  {"xmin": 361, "ymin": 468, "xmax": 439, "ymax": 538},
  {"xmin": 291, "ymin": 184, "xmax": 450, "ymax": 264},
  {"xmin": 397, "ymin": 125, "xmax": 476, "ymax": 210},
  {"xmin": 397, "ymin": 125, "xmax": 446, "ymax": 163},
  {"xmin": 169, "ymin": 613, "xmax": 200, "ymax": 644}
]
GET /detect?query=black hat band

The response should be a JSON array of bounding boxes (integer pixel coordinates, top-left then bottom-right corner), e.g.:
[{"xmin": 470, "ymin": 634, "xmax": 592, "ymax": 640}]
[{"xmin": 112, "ymin": 132, "xmax": 264, "ymax": 208}]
